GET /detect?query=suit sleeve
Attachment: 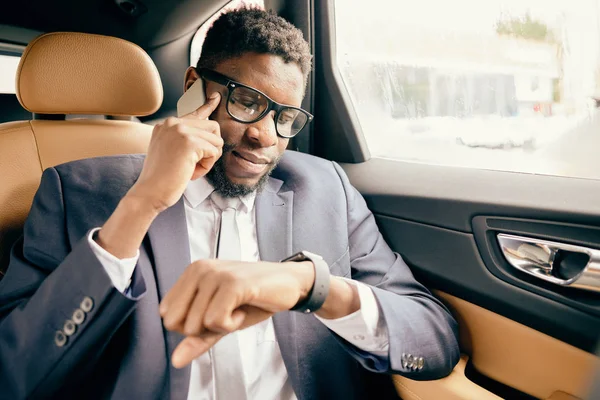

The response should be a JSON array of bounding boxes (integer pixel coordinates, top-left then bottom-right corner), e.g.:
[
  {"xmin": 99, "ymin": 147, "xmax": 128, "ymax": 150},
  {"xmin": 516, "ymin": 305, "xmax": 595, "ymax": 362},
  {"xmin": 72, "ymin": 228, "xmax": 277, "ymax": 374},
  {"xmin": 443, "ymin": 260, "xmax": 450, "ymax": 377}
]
[
  {"xmin": 0, "ymin": 167, "xmax": 147, "ymax": 399},
  {"xmin": 331, "ymin": 161, "xmax": 460, "ymax": 380}
]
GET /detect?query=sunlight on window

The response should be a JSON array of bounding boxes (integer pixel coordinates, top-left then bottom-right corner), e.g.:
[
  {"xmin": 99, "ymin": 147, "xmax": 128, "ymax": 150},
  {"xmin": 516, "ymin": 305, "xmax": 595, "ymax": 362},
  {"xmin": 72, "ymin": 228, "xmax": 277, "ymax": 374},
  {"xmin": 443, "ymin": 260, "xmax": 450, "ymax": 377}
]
[
  {"xmin": 0, "ymin": 55, "xmax": 20, "ymax": 94},
  {"xmin": 335, "ymin": 0, "xmax": 600, "ymax": 180}
]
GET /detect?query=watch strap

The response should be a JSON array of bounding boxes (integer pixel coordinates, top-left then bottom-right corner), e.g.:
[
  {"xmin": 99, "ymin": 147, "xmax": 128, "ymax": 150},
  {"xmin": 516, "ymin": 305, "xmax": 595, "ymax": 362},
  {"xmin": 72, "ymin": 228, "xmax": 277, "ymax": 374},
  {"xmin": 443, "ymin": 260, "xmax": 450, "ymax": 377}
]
[{"xmin": 282, "ymin": 251, "xmax": 330, "ymax": 313}]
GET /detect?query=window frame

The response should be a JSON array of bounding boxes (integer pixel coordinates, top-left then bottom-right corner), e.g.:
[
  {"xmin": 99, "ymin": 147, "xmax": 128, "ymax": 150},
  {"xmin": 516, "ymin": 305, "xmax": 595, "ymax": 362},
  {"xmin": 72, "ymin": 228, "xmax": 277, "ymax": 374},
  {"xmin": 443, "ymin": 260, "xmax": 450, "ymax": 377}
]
[{"xmin": 313, "ymin": 0, "xmax": 370, "ymax": 163}]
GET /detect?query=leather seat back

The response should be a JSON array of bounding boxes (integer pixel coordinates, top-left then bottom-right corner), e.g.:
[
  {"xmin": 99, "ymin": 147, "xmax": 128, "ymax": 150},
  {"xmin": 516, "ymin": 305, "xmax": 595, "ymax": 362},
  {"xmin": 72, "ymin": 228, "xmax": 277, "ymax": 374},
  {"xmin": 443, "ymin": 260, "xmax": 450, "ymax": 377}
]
[{"xmin": 0, "ymin": 32, "xmax": 163, "ymax": 276}]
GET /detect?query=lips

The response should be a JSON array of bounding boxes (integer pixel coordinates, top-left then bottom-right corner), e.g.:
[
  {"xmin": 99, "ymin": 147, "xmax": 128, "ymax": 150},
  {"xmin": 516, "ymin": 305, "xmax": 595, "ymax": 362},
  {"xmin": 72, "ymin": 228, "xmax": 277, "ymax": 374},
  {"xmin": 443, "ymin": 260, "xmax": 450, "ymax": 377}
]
[
  {"xmin": 232, "ymin": 150, "xmax": 271, "ymax": 165},
  {"xmin": 228, "ymin": 150, "xmax": 271, "ymax": 177}
]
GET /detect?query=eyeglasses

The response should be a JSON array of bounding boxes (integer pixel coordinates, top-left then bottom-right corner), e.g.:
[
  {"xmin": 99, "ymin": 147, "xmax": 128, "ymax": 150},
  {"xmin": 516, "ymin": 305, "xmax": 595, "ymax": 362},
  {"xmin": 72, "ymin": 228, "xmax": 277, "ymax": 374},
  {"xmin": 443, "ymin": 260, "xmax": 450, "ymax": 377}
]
[{"xmin": 199, "ymin": 68, "xmax": 313, "ymax": 139}]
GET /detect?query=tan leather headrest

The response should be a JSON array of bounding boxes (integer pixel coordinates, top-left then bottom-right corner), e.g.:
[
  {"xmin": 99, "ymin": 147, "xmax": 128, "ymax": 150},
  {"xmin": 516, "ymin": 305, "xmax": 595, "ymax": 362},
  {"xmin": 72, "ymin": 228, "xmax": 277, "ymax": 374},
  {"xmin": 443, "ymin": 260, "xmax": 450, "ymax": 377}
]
[{"xmin": 16, "ymin": 32, "xmax": 163, "ymax": 116}]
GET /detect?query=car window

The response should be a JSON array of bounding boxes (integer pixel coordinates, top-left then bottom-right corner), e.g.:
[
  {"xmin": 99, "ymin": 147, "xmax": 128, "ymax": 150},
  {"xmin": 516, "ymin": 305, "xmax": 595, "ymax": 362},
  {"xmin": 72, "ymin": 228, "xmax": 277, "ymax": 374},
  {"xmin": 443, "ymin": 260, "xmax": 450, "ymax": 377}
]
[
  {"xmin": 334, "ymin": 0, "xmax": 600, "ymax": 180},
  {"xmin": 190, "ymin": 0, "xmax": 265, "ymax": 66},
  {"xmin": 0, "ymin": 53, "xmax": 31, "ymax": 123},
  {"xmin": 0, "ymin": 53, "xmax": 20, "ymax": 94}
]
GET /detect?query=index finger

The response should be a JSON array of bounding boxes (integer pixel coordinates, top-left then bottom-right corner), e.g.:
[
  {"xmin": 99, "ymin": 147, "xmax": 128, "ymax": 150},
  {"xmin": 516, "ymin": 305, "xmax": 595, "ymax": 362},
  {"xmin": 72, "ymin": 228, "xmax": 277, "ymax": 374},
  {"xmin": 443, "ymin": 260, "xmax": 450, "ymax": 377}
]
[{"xmin": 182, "ymin": 92, "xmax": 222, "ymax": 120}]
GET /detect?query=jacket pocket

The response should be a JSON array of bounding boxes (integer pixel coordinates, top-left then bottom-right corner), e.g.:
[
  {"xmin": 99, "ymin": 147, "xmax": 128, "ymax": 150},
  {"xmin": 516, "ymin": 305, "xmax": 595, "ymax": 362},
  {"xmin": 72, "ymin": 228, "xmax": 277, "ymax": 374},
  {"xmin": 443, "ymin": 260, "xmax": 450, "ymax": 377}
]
[{"xmin": 328, "ymin": 247, "xmax": 350, "ymax": 277}]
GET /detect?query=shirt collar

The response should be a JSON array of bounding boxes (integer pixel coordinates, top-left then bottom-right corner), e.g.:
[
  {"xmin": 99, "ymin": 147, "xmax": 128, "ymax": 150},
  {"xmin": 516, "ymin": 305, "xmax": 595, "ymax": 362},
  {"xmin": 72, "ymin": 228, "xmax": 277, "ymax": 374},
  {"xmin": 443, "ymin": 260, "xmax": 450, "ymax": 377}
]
[{"xmin": 183, "ymin": 177, "xmax": 257, "ymax": 212}]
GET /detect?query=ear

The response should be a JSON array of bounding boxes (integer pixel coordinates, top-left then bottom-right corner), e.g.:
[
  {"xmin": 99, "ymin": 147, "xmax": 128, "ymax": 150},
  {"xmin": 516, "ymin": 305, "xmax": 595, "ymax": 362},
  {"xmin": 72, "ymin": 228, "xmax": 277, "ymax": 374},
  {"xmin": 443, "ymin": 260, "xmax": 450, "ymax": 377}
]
[{"xmin": 183, "ymin": 66, "xmax": 201, "ymax": 92}]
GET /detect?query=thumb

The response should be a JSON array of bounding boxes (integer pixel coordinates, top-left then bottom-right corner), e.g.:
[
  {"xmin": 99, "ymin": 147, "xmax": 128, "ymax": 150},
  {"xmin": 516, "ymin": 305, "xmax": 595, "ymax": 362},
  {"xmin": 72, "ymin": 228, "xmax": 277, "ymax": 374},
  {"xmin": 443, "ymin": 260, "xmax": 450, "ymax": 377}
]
[
  {"xmin": 172, "ymin": 333, "xmax": 224, "ymax": 368},
  {"xmin": 183, "ymin": 92, "xmax": 221, "ymax": 120}
]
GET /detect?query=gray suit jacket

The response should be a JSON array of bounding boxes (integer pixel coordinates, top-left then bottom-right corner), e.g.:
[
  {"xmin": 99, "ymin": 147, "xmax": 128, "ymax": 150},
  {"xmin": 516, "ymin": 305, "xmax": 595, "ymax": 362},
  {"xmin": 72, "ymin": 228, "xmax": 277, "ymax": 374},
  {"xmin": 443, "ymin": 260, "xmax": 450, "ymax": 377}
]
[{"xmin": 0, "ymin": 151, "xmax": 459, "ymax": 400}]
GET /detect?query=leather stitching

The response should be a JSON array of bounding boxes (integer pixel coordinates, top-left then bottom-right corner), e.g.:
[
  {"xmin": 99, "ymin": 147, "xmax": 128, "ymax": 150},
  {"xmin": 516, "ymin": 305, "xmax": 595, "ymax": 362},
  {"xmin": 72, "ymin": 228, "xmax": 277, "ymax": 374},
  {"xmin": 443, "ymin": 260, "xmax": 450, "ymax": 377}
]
[
  {"xmin": 0, "ymin": 125, "xmax": 32, "ymax": 135},
  {"xmin": 28, "ymin": 121, "xmax": 44, "ymax": 172}
]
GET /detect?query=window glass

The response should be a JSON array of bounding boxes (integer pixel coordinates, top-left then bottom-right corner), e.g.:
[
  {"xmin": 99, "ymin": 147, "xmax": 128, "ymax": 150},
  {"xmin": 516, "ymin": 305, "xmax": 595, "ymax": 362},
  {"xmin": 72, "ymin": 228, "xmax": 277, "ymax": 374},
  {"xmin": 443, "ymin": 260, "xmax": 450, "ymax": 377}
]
[
  {"xmin": 190, "ymin": 0, "xmax": 265, "ymax": 66},
  {"xmin": 0, "ymin": 54, "xmax": 20, "ymax": 94},
  {"xmin": 334, "ymin": 0, "xmax": 600, "ymax": 179}
]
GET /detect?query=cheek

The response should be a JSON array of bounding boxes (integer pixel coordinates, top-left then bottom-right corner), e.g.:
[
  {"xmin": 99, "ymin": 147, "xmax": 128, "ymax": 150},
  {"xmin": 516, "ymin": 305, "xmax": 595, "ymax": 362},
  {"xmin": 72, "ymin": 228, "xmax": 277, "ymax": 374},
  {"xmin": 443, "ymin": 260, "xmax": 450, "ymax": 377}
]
[
  {"xmin": 276, "ymin": 139, "xmax": 289, "ymax": 155},
  {"xmin": 217, "ymin": 119, "xmax": 246, "ymax": 145},
  {"xmin": 210, "ymin": 102, "xmax": 242, "ymax": 144}
]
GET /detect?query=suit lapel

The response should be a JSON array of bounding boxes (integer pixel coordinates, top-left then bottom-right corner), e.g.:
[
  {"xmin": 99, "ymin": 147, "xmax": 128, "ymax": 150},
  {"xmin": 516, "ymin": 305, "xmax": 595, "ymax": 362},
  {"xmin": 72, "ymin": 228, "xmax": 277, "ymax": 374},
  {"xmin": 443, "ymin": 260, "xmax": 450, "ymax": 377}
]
[
  {"xmin": 255, "ymin": 177, "xmax": 292, "ymax": 262},
  {"xmin": 256, "ymin": 178, "xmax": 304, "ymax": 395},
  {"xmin": 147, "ymin": 197, "xmax": 191, "ymax": 400}
]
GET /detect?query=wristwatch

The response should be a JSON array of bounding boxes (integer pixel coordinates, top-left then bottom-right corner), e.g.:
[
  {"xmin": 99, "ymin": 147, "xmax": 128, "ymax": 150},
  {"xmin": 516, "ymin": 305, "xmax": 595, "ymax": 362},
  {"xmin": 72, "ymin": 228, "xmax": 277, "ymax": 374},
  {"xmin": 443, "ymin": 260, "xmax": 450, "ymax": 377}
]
[{"xmin": 281, "ymin": 251, "xmax": 330, "ymax": 314}]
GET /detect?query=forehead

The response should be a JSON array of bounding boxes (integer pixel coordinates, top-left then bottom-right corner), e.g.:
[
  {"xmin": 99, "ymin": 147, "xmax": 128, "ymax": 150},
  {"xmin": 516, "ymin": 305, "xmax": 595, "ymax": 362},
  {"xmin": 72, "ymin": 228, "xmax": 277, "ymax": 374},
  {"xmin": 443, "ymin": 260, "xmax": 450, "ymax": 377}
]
[{"xmin": 213, "ymin": 53, "xmax": 305, "ymax": 107}]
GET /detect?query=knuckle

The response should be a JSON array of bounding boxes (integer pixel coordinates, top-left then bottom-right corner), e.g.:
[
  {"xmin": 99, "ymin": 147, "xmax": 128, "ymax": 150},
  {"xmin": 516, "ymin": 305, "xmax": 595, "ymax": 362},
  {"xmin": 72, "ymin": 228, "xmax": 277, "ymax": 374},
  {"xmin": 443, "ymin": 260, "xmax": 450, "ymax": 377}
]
[
  {"xmin": 205, "ymin": 316, "xmax": 232, "ymax": 334},
  {"xmin": 183, "ymin": 326, "xmax": 200, "ymax": 336},
  {"xmin": 246, "ymin": 285, "xmax": 260, "ymax": 301},
  {"xmin": 183, "ymin": 324, "xmax": 199, "ymax": 336},
  {"xmin": 152, "ymin": 124, "xmax": 162, "ymax": 135},
  {"xmin": 163, "ymin": 318, "xmax": 179, "ymax": 331},
  {"xmin": 187, "ymin": 262, "xmax": 206, "ymax": 281},
  {"xmin": 174, "ymin": 123, "xmax": 187, "ymax": 135},
  {"xmin": 208, "ymin": 120, "xmax": 220, "ymax": 132},
  {"xmin": 191, "ymin": 259, "xmax": 208, "ymax": 272},
  {"xmin": 164, "ymin": 117, "xmax": 178, "ymax": 126},
  {"xmin": 219, "ymin": 270, "xmax": 237, "ymax": 284},
  {"xmin": 180, "ymin": 132, "xmax": 195, "ymax": 147}
]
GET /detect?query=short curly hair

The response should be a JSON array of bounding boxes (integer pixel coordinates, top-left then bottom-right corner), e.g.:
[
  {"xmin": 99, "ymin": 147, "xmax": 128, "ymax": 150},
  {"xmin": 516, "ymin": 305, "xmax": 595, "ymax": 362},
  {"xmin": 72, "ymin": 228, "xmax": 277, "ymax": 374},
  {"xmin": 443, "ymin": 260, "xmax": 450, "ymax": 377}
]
[{"xmin": 196, "ymin": 8, "xmax": 312, "ymax": 87}]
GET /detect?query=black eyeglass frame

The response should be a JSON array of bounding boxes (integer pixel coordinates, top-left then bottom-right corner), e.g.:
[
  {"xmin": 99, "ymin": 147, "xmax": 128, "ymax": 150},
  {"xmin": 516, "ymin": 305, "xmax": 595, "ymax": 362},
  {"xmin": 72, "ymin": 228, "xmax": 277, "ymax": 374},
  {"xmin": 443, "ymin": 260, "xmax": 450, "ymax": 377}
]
[{"xmin": 198, "ymin": 68, "xmax": 313, "ymax": 138}]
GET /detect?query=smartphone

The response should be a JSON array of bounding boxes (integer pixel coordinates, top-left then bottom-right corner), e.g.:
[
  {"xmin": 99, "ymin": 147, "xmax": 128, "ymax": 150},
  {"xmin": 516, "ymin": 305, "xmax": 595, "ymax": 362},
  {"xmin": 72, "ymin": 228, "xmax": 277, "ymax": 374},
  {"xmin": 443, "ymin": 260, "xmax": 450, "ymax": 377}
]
[{"xmin": 177, "ymin": 79, "xmax": 206, "ymax": 117}]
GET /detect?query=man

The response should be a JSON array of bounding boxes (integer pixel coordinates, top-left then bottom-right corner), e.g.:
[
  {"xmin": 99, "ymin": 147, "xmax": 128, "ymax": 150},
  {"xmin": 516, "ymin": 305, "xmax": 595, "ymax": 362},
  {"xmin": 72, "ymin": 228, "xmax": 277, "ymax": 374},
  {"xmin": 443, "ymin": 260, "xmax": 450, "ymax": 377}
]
[{"xmin": 0, "ymin": 8, "xmax": 459, "ymax": 400}]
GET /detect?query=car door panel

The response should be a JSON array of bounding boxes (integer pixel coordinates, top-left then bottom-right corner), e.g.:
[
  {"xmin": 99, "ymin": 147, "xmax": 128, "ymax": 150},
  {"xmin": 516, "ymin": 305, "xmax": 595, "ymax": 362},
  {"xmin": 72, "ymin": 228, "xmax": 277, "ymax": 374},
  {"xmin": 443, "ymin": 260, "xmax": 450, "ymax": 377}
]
[
  {"xmin": 341, "ymin": 158, "xmax": 600, "ymax": 233},
  {"xmin": 431, "ymin": 292, "xmax": 596, "ymax": 399},
  {"xmin": 371, "ymin": 213, "xmax": 600, "ymax": 352},
  {"xmin": 340, "ymin": 159, "xmax": 600, "ymax": 398}
]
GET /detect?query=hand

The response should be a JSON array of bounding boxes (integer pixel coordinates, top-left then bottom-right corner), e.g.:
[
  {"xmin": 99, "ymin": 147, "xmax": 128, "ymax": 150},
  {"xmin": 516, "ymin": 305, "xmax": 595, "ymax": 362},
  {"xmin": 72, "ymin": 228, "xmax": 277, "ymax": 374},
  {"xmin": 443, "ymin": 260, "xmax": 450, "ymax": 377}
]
[
  {"xmin": 159, "ymin": 259, "xmax": 315, "ymax": 368},
  {"xmin": 128, "ymin": 92, "xmax": 224, "ymax": 212}
]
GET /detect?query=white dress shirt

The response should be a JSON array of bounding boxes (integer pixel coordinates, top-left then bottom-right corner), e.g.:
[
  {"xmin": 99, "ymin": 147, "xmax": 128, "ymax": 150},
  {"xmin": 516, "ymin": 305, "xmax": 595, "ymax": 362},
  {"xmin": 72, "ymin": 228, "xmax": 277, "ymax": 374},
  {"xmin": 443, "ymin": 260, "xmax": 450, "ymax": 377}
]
[{"xmin": 88, "ymin": 177, "xmax": 389, "ymax": 400}]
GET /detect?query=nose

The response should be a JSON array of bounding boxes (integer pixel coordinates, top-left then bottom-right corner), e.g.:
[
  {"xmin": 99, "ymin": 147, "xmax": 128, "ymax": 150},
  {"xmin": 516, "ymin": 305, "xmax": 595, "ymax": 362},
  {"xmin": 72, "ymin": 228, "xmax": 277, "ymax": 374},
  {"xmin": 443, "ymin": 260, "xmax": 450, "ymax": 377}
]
[{"xmin": 244, "ymin": 110, "xmax": 278, "ymax": 147}]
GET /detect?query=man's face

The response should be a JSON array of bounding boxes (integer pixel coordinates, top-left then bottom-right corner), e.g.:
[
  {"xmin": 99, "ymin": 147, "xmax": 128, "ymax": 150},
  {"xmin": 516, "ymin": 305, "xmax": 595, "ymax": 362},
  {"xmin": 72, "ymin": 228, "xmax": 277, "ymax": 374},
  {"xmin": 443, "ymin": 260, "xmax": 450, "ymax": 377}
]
[{"xmin": 187, "ymin": 53, "xmax": 305, "ymax": 197}]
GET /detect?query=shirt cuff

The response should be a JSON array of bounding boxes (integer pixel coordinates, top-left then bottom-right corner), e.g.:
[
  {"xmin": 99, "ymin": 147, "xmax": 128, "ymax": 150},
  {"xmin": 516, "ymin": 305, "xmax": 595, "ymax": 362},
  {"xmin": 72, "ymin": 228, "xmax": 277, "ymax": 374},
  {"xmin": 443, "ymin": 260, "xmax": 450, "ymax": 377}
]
[
  {"xmin": 88, "ymin": 228, "xmax": 139, "ymax": 293},
  {"xmin": 315, "ymin": 278, "xmax": 389, "ymax": 355}
]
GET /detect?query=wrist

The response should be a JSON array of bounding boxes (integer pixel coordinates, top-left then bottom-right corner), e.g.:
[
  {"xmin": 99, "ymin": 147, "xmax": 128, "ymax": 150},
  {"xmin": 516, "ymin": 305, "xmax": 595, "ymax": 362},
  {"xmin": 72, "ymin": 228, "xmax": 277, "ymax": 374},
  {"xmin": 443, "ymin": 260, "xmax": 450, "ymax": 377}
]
[
  {"xmin": 127, "ymin": 183, "xmax": 170, "ymax": 214},
  {"xmin": 95, "ymin": 192, "xmax": 160, "ymax": 259},
  {"xmin": 281, "ymin": 251, "xmax": 331, "ymax": 313},
  {"xmin": 315, "ymin": 277, "xmax": 360, "ymax": 319},
  {"xmin": 122, "ymin": 190, "xmax": 164, "ymax": 217},
  {"xmin": 285, "ymin": 260, "xmax": 315, "ymax": 302}
]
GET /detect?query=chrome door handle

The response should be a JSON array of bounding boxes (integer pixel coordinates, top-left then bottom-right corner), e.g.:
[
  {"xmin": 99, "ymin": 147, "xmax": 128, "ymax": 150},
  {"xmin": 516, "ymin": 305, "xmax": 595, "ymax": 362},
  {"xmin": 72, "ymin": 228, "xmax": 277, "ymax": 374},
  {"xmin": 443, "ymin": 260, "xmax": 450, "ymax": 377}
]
[{"xmin": 497, "ymin": 234, "xmax": 600, "ymax": 293}]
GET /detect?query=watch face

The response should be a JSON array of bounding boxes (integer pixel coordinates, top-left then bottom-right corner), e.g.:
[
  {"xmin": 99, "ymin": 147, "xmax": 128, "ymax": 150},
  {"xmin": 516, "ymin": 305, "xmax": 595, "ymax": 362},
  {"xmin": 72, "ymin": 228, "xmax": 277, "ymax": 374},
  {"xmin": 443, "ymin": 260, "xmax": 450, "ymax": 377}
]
[
  {"xmin": 282, "ymin": 251, "xmax": 322, "ymax": 263},
  {"xmin": 301, "ymin": 251, "xmax": 323, "ymax": 260},
  {"xmin": 284, "ymin": 252, "xmax": 307, "ymax": 262}
]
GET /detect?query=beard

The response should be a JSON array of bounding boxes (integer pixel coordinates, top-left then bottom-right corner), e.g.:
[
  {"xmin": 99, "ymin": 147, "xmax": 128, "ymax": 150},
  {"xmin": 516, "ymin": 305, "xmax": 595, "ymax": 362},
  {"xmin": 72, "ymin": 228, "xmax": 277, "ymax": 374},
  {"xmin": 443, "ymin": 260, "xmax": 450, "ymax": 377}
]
[{"xmin": 206, "ymin": 142, "xmax": 281, "ymax": 198}]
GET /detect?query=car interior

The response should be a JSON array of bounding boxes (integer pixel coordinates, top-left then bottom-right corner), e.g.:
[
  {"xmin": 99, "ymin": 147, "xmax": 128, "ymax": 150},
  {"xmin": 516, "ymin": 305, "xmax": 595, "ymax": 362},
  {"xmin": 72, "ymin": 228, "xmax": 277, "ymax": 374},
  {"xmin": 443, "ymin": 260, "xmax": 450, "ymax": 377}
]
[{"xmin": 0, "ymin": 0, "xmax": 599, "ymax": 399}]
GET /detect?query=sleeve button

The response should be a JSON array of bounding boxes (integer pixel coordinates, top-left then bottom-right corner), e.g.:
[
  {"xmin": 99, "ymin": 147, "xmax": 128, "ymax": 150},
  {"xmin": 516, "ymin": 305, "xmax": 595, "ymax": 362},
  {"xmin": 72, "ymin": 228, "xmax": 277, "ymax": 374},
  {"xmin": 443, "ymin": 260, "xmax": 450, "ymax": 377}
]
[
  {"xmin": 80, "ymin": 296, "xmax": 94, "ymax": 312},
  {"xmin": 55, "ymin": 330, "xmax": 67, "ymax": 347},
  {"xmin": 72, "ymin": 309, "xmax": 85, "ymax": 325},
  {"xmin": 63, "ymin": 320, "xmax": 77, "ymax": 336}
]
